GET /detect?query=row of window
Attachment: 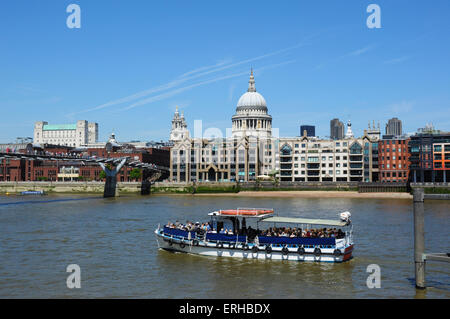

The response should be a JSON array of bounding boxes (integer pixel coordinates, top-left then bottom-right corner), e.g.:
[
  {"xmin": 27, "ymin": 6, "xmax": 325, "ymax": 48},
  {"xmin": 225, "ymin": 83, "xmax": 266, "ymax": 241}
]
[
  {"xmin": 283, "ymin": 149, "xmax": 349, "ymax": 155},
  {"xmin": 379, "ymin": 147, "xmax": 407, "ymax": 153},
  {"xmin": 434, "ymin": 153, "xmax": 450, "ymax": 160},
  {"xmin": 290, "ymin": 170, "xmax": 348, "ymax": 176},
  {"xmin": 381, "ymin": 140, "xmax": 408, "ymax": 145},
  {"xmin": 290, "ymin": 142, "xmax": 349, "ymax": 148},
  {"xmin": 290, "ymin": 162, "xmax": 349, "ymax": 168},
  {"xmin": 381, "ymin": 164, "xmax": 404, "ymax": 169},
  {"xmin": 39, "ymin": 131, "xmax": 77, "ymax": 138},
  {"xmin": 381, "ymin": 171, "xmax": 408, "ymax": 178},
  {"xmin": 434, "ymin": 145, "xmax": 450, "ymax": 152},
  {"xmin": 380, "ymin": 156, "xmax": 408, "ymax": 161},
  {"xmin": 435, "ymin": 162, "xmax": 450, "ymax": 168}
]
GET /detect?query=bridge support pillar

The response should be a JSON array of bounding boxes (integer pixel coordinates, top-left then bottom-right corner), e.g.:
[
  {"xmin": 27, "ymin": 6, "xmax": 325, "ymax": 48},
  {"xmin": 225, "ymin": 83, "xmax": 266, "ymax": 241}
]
[
  {"xmin": 141, "ymin": 179, "xmax": 151, "ymax": 195},
  {"xmin": 413, "ymin": 188, "xmax": 426, "ymax": 289},
  {"xmin": 99, "ymin": 159, "xmax": 127, "ymax": 198},
  {"xmin": 104, "ymin": 176, "xmax": 119, "ymax": 197}
]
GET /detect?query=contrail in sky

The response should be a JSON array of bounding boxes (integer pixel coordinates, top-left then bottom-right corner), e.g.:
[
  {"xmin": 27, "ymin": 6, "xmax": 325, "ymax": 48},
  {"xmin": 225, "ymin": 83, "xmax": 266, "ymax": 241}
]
[
  {"xmin": 121, "ymin": 70, "xmax": 250, "ymax": 111},
  {"xmin": 177, "ymin": 59, "xmax": 232, "ymax": 78},
  {"xmin": 69, "ymin": 41, "xmax": 308, "ymax": 116},
  {"xmin": 121, "ymin": 60, "xmax": 297, "ymax": 111},
  {"xmin": 316, "ymin": 44, "xmax": 376, "ymax": 69}
]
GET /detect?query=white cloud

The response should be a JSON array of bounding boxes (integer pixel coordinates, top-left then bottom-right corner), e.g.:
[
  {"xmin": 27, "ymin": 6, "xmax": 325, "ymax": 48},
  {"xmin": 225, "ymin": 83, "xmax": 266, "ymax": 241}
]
[{"xmin": 383, "ymin": 56, "xmax": 410, "ymax": 65}]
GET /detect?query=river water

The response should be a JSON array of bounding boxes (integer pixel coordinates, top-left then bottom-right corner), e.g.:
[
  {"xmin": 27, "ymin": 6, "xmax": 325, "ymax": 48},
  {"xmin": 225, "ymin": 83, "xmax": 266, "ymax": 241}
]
[{"xmin": 0, "ymin": 193, "xmax": 448, "ymax": 299}]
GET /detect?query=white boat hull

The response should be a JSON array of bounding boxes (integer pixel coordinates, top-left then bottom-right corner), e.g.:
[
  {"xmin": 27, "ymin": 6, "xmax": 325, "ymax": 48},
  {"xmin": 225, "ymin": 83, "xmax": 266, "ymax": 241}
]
[{"xmin": 155, "ymin": 229, "xmax": 353, "ymax": 263}]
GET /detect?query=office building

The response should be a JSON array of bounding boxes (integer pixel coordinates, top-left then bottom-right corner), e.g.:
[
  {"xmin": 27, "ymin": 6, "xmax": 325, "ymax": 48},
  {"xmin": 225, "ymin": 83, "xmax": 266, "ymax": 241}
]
[
  {"xmin": 300, "ymin": 125, "xmax": 315, "ymax": 137},
  {"xmin": 385, "ymin": 117, "xmax": 402, "ymax": 136},
  {"xmin": 409, "ymin": 127, "xmax": 450, "ymax": 183},
  {"xmin": 34, "ymin": 120, "xmax": 99, "ymax": 147},
  {"xmin": 330, "ymin": 119, "xmax": 344, "ymax": 140}
]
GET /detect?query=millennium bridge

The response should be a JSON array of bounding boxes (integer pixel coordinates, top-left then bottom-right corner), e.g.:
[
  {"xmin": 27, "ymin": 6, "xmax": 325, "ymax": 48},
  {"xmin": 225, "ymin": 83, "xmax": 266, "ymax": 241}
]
[{"xmin": 0, "ymin": 151, "xmax": 169, "ymax": 197}]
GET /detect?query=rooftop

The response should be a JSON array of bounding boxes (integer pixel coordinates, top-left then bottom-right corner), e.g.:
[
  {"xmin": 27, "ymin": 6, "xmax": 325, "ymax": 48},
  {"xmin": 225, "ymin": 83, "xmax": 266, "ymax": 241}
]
[{"xmin": 43, "ymin": 124, "xmax": 77, "ymax": 131}]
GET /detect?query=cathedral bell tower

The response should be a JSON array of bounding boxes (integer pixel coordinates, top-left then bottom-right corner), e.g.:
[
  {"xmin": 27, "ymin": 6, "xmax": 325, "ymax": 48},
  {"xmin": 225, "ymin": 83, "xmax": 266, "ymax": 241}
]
[{"xmin": 170, "ymin": 106, "xmax": 189, "ymax": 142}]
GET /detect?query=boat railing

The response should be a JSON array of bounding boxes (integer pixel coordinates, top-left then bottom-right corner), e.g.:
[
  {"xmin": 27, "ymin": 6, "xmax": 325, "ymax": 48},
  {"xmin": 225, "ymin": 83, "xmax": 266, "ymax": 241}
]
[
  {"xmin": 163, "ymin": 226, "xmax": 197, "ymax": 240},
  {"xmin": 162, "ymin": 226, "xmax": 346, "ymax": 248},
  {"xmin": 205, "ymin": 232, "xmax": 247, "ymax": 243},
  {"xmin": 257, "ymin": 236, "xmax": 336, "ymax": 246}
]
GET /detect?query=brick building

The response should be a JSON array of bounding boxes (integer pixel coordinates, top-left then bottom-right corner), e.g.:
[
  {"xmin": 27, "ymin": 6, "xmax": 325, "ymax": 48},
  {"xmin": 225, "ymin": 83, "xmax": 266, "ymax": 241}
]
[
  {"xmin": 0, "ymin": 142, "xmax": 169, "ymax": 182},
  {"xmin": 0, "ymin": 159, "xmax": 25, "ymax": 181},
  {"xmin": 378, "ymin": 136, "xmax": 410, "ymax": 183}
]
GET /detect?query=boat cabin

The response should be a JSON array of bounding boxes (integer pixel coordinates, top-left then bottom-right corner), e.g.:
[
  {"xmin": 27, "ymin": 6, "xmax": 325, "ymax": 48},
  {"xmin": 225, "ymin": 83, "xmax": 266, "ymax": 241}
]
[
  {"xmin": 208, "ymin": 208, "xmax": 274, "ymax": 236},
  {"xmin": 162, "ymin": 208, "xmax": 352, "ymax": 248}
]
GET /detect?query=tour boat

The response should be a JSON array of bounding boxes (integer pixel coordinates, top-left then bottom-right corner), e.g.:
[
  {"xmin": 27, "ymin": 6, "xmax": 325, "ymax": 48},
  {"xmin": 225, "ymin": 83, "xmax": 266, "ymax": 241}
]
[{"xmin": 155, "ymin": 208, "xmax": 354, "ymax": 263}]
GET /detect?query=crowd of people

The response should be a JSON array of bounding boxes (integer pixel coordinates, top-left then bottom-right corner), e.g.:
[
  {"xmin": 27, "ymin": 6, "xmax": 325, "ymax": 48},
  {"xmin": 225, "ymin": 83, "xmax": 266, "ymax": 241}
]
[
  {"xmin": 165, "ymin": 221, "xmax": 345, "ymax": 239},
  {"xmin": 166, "ymin": 221, "xmax": 239, "ymax": 235},
  {"xmin": 166, "ymin": 221, "xmax": 210, "ymax": 234},
  {"xmin": 259, "ymin": 227, "xmax": 345, "ymax": 239}
]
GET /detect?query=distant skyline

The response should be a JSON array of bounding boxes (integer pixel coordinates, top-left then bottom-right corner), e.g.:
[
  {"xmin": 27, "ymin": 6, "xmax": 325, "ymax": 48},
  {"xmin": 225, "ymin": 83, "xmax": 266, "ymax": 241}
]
[{"xmin": 1, "ymin": 0, "xmax": 450, "ymax": 143}]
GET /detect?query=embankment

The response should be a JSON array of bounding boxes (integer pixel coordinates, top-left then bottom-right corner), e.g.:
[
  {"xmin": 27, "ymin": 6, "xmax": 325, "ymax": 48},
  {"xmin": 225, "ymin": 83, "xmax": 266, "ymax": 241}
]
[
  {"xmin": 0, "ymin": 181, "xmax": 141, "ymax": 194},
  {"xmin": 1, "ymin": 181, "xmax": 448, "ymax": 199}
]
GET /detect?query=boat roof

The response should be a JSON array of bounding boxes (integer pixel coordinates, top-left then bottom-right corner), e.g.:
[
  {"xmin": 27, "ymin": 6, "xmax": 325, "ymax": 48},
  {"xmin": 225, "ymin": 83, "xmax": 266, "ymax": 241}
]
[
  {"xmin": 208, "ymin": 208, "xmax": 274, "ymax": 218},
  {"xmin": 261, "ymin": 216, "xmax": 348, "ymax": 227}
]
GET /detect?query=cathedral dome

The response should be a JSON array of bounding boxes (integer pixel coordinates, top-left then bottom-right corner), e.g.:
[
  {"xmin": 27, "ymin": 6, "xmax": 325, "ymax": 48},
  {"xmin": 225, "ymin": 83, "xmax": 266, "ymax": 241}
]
[
  {"xmin": 237, "ymin": 91, "xmax": 267, "ymax": 110},
  {"xmin": 232, "ymin": 70, "xmax": 272, "ymax": 139},
  {"xmin": 236, "ymin": 69, "xmax": 268, "ymax": 112}
]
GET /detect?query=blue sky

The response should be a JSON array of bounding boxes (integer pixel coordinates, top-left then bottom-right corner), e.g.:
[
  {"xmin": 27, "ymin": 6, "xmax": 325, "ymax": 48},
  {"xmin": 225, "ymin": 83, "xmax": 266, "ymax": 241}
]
[{"xmin": 1, "ymin": 0, "xmax": 449, "ymax": 143}]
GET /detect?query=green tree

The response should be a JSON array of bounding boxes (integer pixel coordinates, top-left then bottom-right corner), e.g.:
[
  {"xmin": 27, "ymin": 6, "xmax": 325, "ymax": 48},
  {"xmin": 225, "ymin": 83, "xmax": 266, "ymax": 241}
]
[
  {"xmin": 99, "ymin": 164, "xmax": 112, "ymax": 180},
  {"xmin": 129, "ymin": 168, "xmax": 142, "ymax": 181}
]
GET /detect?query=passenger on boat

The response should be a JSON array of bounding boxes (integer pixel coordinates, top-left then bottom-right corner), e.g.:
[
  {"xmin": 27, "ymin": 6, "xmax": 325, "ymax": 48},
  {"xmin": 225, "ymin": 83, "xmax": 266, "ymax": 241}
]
[
  {"xmin": 166, "ymin": 220, "xmax": 205, "ymax": 234},
  {"xmin": 165, "ymin": 221, "xmax": 345, "ymax": 239},
  {"xmin": 200, "ymin": 222, "xmax": 211, "ymax": 232},
  {"xmin": 258, "ymin": 226, "xmax": 345, "ymax": 239}
]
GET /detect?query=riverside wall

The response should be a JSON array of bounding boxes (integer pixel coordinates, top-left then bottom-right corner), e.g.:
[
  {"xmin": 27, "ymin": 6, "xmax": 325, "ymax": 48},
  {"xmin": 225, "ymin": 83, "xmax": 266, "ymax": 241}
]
[
  {"xmin": 1, "ymin": 181, "xmax": 448, "ymax": 195},
  {"xmin": 0, "ymin": 181, "xmax": 141, "ymax": 194}
]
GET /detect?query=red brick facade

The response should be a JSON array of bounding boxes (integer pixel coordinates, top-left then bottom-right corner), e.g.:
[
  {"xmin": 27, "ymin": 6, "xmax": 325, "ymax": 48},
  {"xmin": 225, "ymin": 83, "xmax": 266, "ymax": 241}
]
[
  {"xmin": 0, "ymin": 159, "xmax": 25, "ymax": 181},
  {"xmin": 378, "ymin": 138, "xmax": 410, "ymax": 183},
  {"xmin": 0, "ymin": 144, "xmax": 169, "ymax": 182}
]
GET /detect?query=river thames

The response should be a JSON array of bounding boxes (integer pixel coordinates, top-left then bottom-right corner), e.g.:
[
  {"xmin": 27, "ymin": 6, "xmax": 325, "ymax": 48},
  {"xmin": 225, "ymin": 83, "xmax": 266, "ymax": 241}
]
[{"xmin": 0, "ymin": 193, "xmax": 448, "ymax": 298}]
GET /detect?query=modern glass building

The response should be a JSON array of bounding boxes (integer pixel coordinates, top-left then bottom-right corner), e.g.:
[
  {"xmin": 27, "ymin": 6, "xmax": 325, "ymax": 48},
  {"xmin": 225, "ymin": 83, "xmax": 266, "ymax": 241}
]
[
  {"xmin": 330, "ymin": 119, "xmax": 344, "ymax": 140},
  {"xmin": 409, "ymin": 131, "xmax": 450, "ymax": 183},
  {"xmin": 300, "ymin": 125, "xmax": 315, "ymax": 137}
]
